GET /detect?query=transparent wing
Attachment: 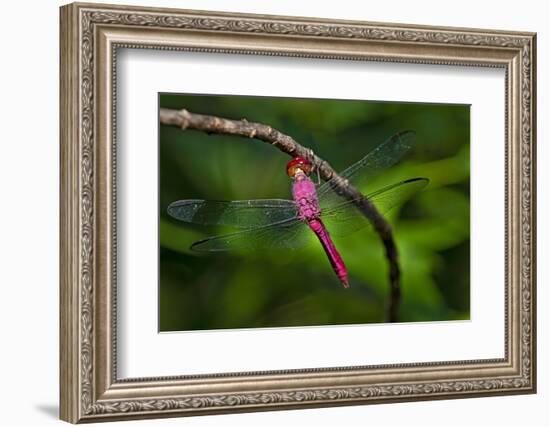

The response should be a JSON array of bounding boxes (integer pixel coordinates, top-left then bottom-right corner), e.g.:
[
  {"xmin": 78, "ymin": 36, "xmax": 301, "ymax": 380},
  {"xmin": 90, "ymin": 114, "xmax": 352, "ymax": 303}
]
[
  {"xmin": 318, "ymin": 130, "xmax": 415, "ymax": 210},
  {"xmin": 321, "ymin": 178, "xmax": 429, "ymax": 237},
  {"xmin": 167, "ymin": 199, "xmax": 298, "ymax": 228},
  {"xmin": 190, "ymin": 218, "xmax": 313, "ymax": 252}
]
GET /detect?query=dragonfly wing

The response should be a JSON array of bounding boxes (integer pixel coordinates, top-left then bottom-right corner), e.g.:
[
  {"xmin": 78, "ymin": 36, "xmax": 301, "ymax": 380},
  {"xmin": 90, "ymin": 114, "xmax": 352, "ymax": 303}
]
[
  {"xmin": 318, "ymin": 130, "xmax": 415, "ymax": 210},
  {"xmin": 321, "ymin": 178, "xmax": 429, "ymax": 237},
  {"xmin": 191, "ymin": 218, "xmax": 313, "ymax": 252},
  {"xmin": 167, "ymin": 199, "xmax": 297, "ymax": 228}
]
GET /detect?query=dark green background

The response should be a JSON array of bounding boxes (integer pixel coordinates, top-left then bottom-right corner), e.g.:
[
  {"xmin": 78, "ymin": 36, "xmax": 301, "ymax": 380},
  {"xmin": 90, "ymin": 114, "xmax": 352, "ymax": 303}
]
[{"xmin": 159, "ymin": 94, "xmax": 470, "ymax": 331}]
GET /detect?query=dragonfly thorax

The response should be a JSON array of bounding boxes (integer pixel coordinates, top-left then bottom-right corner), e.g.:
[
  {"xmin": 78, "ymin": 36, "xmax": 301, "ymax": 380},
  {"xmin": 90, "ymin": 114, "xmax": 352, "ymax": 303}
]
[{"xmin": 292, "ymin": 172, "xmax": 321, "ymax": 221}]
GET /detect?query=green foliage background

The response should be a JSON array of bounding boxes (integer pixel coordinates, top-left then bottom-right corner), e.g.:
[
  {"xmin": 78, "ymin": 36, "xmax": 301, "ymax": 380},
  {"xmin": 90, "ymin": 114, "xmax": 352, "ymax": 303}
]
[{"xmin": 159, "ymin": 94, "xmax": 470, "ymax": 331}]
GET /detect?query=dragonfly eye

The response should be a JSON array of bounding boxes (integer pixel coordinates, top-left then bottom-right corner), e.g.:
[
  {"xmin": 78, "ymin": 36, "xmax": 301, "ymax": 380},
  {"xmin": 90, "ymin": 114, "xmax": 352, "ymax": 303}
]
[{"xmin": 286, "ymin": 157, "xmax": 313, "ymax": 177}]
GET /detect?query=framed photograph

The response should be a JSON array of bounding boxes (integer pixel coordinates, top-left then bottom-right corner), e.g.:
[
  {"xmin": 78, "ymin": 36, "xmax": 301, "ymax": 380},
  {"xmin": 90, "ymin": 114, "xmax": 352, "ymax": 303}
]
[{"xmin": 60, "ymin": 2, "xmax": 536, "ymax": 423}]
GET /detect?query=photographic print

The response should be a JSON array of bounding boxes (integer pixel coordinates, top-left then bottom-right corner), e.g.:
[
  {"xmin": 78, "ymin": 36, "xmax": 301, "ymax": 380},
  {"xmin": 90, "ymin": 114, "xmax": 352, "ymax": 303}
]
[{"xmin": 159, "ymin": 94, "xmax": 470, "ymax": 331}]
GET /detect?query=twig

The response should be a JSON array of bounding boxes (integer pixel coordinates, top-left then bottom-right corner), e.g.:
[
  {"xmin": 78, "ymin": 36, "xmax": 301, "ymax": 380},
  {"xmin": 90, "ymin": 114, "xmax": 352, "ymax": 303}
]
[{"xmin": 160, "ymin": 108, "xmax": 401, "ymax": 322}]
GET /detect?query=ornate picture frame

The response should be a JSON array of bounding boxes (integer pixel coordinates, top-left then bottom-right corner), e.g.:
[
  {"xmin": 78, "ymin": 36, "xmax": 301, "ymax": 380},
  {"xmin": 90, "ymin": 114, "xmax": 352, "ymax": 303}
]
[{"xmin": 60, "ymin": 2, "xmax": 536, "ymax": 423}]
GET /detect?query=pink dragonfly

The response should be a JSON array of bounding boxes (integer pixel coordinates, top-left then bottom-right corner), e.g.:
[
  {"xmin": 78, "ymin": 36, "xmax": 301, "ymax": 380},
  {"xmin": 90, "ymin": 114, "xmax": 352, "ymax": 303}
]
[{"xmin": 167, "ymin": 130, "xmax": 428, "ymax": 288}]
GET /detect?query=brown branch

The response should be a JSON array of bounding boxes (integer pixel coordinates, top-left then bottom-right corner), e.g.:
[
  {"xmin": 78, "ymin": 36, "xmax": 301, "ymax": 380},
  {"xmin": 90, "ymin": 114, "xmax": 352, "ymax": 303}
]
[{"xmin": 160, "ymin": 107, "xmax": 401, "ymax": 322}]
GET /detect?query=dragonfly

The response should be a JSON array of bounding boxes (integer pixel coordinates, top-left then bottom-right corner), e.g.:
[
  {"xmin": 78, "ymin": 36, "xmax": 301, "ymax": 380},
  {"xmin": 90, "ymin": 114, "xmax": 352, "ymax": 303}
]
[{"xmin": 167, "ymin": 130, "xmax": 429, "ymax": 288}]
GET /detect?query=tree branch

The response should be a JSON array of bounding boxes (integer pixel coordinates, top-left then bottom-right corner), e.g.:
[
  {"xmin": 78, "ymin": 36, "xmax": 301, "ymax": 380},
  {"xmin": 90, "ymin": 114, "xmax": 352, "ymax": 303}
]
[{"xmin": 160, "ymin": 107, "xmax": 401, "ymax": 322}]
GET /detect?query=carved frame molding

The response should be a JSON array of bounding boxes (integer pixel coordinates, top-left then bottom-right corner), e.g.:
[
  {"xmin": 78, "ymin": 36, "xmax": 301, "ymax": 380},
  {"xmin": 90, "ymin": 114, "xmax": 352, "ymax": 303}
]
[{"xmin": 60, "ymin": 2, "xmax": 536, "ymax": 423}]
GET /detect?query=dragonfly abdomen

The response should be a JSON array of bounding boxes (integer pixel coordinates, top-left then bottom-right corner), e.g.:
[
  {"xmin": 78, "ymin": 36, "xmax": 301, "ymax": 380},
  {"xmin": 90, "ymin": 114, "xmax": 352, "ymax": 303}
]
[
  {"xmin": 291, "ymin": 171, "xmax": 349, "ymax": 287},
  {"xmin": 308, "ymin": 218, "xmax": 349, "ymax": 288}
]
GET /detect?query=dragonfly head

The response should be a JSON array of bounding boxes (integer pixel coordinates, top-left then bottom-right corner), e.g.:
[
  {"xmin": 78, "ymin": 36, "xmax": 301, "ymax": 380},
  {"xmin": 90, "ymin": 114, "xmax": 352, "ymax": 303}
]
[{"xmin": 286, "ymin": 157, "xmax": 313, "ymax": 178}]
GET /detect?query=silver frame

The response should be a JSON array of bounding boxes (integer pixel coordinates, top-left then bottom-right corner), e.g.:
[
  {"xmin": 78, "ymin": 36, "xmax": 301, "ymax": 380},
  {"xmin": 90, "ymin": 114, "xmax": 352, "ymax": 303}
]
[{"xmin": 60, "ymin": 2, "xmax": 536, "ymax": 423}]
